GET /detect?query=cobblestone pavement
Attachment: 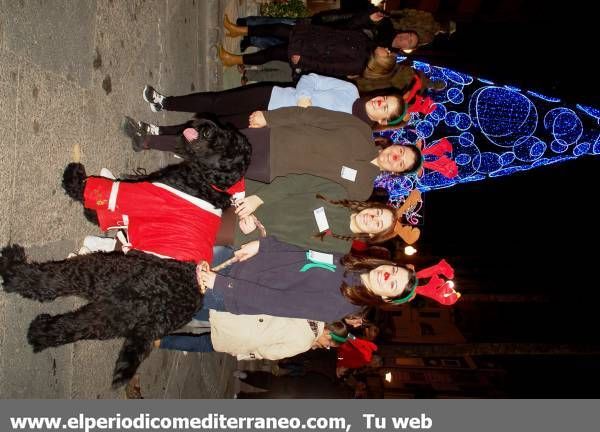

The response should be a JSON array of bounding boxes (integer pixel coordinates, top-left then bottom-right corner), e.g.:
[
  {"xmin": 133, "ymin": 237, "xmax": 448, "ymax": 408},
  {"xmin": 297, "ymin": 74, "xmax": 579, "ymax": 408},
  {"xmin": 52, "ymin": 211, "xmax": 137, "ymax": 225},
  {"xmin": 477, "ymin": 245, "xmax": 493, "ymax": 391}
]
[{"xmin": 0, "ymin": 0, "xmax": 261, "ymax": 399}]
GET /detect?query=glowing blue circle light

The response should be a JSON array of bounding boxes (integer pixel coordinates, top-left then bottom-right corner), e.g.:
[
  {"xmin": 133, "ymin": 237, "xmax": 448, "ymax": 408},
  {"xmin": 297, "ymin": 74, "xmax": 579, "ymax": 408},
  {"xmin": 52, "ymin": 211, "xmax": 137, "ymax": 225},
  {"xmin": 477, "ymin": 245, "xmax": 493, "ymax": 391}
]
[
  {"xmin": 469, "ymin": 87, "xmax": 538, "ymax": 147},
  {"xmin": 455, "ymin": 154, "xmax": 471, "ymax": 166},
  {"xmin": 544, "ymin": 108, "xmax": 583, "ymax": 145},
  {"xmin": 500, "ymin": 152, "xmax": 516, "ymax": 166},
  {"xmin": 445, "ymin": 111, "xmax": 459, "ymax": 127},
  {"xmin": 474, "ymin": 152, "xmax": 503, "ymax": 174},
  {"xmin": 415, "ymin": 120, "xmax": 434, "ymax": 138},
  {"xmin": 573, "ymin": 142, "xmax": 590, "ymax": 156},
  {"xmin": 514, "ymin": 136, "xmax": 547, "ymax": 162},
  {"xmin": 455, "ymin": 113, "xmax": 472, "ymax": 131},
  {"xmin": 550, "ymin": 139, "xmax": 569, "ymax": 153},
  {"xmin": 459, "ymin": 132, "xmax": 475, "ymax": 145},
  {"xmin": 447, "ymin": 88, "xmax": 465, "ymax": 104},
  {"xmin": 429, "ymin": 103, "xmax": 447, "ymax": 122}
]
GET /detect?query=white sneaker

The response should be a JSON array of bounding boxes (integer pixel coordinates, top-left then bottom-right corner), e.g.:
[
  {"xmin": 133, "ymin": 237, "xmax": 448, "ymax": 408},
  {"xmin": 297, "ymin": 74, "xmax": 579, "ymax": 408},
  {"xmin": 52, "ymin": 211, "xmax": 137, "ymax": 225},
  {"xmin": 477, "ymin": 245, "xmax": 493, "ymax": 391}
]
[
  {"xmin": 100, "ymin": 168, "xmax": 116, "ymax": 179},
  {"xmin": 83, "ymin": 236, "xmax": 117, "ymax": 252},
  {"xmin": 143, "ymin": 85, "xmax": 165, "ymax": 112}
]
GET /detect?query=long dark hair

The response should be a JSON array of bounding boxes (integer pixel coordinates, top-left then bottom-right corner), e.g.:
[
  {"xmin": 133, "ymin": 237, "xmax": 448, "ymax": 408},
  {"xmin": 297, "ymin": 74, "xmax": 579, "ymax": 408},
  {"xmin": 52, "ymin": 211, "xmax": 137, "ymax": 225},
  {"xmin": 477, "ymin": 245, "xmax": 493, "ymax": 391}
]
[{"xmin": 339, "ymin": 254, "xmax": 417, "ymax": 306}]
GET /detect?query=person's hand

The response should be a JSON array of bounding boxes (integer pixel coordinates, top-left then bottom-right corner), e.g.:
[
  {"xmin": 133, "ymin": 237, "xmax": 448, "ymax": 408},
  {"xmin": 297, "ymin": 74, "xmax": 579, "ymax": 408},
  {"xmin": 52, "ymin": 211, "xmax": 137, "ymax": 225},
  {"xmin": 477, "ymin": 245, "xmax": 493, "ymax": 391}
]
[
  {"xmin": 369, "ymin": 12, "xmax": 385, "ymax": 22},
  {"xmin": 196, "ymin": 261, "xmax": 216, "ymax": 293},
  {"xmin": 313, "ymin": 331, "xmax": 333, "ymax": 349},
  {"xmin": 238, "ymin": 215, "xmax": 257, "ymax": 234},
  {"xmin": 297, "ymin": 96, "xmax": 312, "ymax": 108},
  {"xmin": 290, "ymin": 54, "xmax": 301, "ymax": 65},
  {"xmin": 248, "ymin": 111, "xmax": 267, "ymax": 128},
  {"xmin": 234, "ymin": 195, "xmax": 264, "ymax": 218},
  {"xmin": 344, "ymin": 316, "xmax": 363, "ymax": 328},
  {"xmin": 235, "ymin": 240, "xmax": 260, "ymax": 262},
  {"xmin": 336, "ymin": 366, "xmax": 349, "ymax": 378}
]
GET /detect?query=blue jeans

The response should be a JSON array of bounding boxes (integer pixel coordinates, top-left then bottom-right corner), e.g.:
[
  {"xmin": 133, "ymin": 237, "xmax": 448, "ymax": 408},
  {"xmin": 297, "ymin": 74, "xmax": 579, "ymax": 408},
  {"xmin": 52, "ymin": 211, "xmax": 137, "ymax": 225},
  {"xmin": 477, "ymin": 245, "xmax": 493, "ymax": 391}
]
[
  {"xmin": 241, "ymin": 16, "xmax": 298, "ymax": 49},
  {"xmin": 159, "ymin": 333, "xmax": 214, "ymax": 352},
  {"xmin": 158, "ymin": 246, "xmax": 233, "ymax": 352}
]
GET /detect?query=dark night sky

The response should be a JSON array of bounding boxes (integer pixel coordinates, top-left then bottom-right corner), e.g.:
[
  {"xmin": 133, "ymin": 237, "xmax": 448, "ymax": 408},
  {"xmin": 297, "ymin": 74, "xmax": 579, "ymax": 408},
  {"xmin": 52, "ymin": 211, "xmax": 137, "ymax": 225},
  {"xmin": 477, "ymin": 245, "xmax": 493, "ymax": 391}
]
[{"xmin": 399, "ymin": 0, "xmax": 600, "ymax": 396}]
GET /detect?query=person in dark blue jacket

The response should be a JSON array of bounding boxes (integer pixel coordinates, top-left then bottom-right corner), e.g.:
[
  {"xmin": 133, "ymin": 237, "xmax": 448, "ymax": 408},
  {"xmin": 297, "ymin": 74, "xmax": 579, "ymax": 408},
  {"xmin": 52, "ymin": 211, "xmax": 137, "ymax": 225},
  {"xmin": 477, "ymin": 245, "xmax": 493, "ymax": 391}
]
[{"xmin": 197, "ymin": 235, "xmax": 417, "ymax": 323}]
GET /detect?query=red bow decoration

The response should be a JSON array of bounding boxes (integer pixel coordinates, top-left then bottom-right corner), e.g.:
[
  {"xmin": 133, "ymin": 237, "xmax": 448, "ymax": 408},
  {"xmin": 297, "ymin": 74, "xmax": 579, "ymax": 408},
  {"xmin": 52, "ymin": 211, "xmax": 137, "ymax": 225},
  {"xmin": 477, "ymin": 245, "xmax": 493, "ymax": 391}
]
[
  {"xmin": 416, "ymin": 138, "xmax": 459, "ymax": 178},
  {"xmin": 415, "ymin": 259, "xmax": 460, "ymax": 305},
  {"xmin": 409, "ymin": 95, "xmax": 436, "ymax": 115},
  {"xmin": 336, "ymin": 336, "xmax": 378, "ymax": 369},
  {"xmin": 403, "ymin": 75, "xmax": 423, "ymax": 103}
]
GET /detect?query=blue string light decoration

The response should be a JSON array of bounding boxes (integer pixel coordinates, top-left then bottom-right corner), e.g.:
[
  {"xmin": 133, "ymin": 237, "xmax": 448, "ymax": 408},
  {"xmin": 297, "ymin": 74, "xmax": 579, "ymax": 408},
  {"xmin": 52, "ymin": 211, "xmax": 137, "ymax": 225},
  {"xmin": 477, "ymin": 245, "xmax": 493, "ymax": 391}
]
[{"xmin": 374, "ymin": 60, "xmax": 600, "ymax": 206}]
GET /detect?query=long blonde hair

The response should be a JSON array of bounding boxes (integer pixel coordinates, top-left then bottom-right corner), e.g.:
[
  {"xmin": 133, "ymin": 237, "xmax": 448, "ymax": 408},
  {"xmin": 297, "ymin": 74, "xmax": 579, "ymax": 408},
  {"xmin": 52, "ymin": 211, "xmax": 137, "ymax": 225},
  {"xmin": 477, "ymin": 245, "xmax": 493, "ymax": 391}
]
[{"xmin": 362, "ymin": 50, "xmax": 397, "ymax": 80}]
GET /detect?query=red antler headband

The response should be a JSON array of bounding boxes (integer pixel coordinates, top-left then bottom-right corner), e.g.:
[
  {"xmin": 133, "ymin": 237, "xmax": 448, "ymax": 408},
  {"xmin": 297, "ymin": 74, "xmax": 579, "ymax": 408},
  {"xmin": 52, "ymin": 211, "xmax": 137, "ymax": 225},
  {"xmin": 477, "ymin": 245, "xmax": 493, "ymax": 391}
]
[
  {"xmin": 388, "ymin": 76, "xmax": 437, "ymax": 125},
  {"xmin": 409, "ymin": 95, "xmax": 436, "ymax": 115},
  {"xmin": 404, "ymin": 75, "xmax": 437, "ymax": 115},
  {"xmin": 416, "ymin": 137, "xmax": 459, "ymax": 178},
  {"xmin": 336, "ymin": 336, "xmax": 378, "ymax": 369},
  {"xmin": 392, "ymin": 259, "xmax": 461, "ymax": 305},
  {"xmin": 403, "ymin": 75, "xmax": 423, "ymax": 102}
]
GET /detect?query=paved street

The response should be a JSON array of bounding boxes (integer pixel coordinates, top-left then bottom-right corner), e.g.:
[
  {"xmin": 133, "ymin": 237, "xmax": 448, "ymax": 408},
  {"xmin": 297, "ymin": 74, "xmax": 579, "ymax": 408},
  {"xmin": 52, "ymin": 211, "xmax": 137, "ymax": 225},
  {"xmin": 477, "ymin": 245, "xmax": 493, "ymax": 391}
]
[{"xmin": 0, "ymin": 0, "xmax": 256, "ymax": 399}]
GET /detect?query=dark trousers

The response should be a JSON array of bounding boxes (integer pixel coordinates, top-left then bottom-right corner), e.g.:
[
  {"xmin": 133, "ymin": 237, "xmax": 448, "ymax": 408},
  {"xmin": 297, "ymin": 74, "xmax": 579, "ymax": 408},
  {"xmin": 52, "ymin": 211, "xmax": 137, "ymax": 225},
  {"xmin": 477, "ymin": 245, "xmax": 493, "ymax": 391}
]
[
  {"xmin": 162, "ymin": 82, "xmax": 283, "ymax": 128},
  {"xmin": 243, "ymin": 24, "xmax": 293, "ymax": 66}
]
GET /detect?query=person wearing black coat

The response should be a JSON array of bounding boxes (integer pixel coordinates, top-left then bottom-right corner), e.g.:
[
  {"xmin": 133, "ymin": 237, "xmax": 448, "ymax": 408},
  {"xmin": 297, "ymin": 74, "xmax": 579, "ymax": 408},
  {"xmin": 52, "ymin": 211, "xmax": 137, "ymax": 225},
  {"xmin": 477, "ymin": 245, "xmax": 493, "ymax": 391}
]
[
  {"xmin": 236, "ymin": 2, "xmax": 420, "ymax": 52},
  {"xmin": 219, "ymin": 20, "xmax": 377, "ymax": 78}
]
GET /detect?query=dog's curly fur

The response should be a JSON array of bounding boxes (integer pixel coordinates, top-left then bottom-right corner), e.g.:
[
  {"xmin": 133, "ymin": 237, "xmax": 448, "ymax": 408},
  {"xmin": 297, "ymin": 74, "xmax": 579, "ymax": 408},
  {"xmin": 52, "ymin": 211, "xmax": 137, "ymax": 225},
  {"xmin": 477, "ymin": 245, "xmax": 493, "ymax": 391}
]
[
  {"xmin": 0, "ymin": 118, "xmax": 251, "ymax": 388},
  {"xmin": 63, "ymin": 117, "xmax": 252, "ymax": 212},
  {"xmin": 1, "ymin": 245, "xmax": 199, "ymax": 388}
]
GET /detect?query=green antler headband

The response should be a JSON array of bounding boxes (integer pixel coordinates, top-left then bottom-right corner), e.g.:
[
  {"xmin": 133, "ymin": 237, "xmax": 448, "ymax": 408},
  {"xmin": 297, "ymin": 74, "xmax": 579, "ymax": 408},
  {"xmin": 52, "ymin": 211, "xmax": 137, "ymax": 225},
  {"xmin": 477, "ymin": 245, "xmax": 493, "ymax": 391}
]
[
  {"xmin": 387, "ymin": 104, "xmax": 408, "ymax": 126},
  {"xmin": 391, "ymin": 277, "xmax": 418, "ymax": 304}
]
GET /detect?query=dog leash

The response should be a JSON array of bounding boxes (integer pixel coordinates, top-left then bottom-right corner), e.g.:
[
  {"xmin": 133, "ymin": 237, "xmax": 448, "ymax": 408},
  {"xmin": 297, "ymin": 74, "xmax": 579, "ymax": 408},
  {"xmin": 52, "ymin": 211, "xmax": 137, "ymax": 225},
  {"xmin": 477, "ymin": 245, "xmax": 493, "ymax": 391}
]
[{"xmin": 196, "ymin": 214, "xmax": 267, "ymax": 293}]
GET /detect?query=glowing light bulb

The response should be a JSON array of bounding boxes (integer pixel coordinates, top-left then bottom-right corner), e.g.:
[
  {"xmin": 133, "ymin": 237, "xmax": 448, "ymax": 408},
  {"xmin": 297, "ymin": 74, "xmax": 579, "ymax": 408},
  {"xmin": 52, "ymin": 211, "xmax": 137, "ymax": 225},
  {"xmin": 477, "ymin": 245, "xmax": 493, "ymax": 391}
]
[
  {"xmin": 404, "ymin": 246, "xmax": 417, "ymax": 255},
  {"xmin": 385, "ymin": 372, "xmax": 392, "ymax": 382}
]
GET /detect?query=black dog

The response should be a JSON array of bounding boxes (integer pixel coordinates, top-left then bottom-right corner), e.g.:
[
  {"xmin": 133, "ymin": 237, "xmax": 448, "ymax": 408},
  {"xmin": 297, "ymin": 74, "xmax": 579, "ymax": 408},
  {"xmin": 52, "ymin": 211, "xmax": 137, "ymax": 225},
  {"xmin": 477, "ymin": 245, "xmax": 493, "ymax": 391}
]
[
  {"xmin": 0, "ymin": 117, "xmax": 251, "ymax": 388},
  {"xmin": 0, "ymin": 245, "xmax": 199, "ymax": 388},
  {"xmin": 63, "ymin": 117, "xmax": 252, "ymax": 216}
]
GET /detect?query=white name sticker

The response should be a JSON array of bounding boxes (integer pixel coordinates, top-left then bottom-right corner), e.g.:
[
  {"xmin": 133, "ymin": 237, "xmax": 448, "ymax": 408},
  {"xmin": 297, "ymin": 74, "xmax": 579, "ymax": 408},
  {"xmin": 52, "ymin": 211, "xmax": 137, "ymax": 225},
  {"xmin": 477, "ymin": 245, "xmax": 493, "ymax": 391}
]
[
  {"xmin": 340, "ymin": 166, "xmax": 357, "ymax": 182},
  {"xmin": 308, "ymin": 250, "xmax": 334, "ymax": 266},
  {"xmin": 313, "ymin": 207, "xmax": 330, "ymax": 232}
]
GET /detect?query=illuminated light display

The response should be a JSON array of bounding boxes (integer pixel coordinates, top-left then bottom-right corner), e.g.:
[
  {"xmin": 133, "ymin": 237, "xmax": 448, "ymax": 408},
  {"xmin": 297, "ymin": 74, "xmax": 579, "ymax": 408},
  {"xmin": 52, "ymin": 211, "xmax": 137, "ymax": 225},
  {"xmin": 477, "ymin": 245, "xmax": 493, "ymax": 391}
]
[{"xmin": 374, "ymin": 60, "xmax": 600, "ymax": 205}]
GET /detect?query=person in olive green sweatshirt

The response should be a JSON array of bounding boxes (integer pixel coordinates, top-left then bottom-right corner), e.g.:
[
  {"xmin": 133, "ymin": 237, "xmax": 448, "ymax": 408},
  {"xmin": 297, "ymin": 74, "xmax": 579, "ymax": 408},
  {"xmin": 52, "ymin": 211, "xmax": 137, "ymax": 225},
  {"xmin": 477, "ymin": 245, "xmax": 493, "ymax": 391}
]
[{"xmin": 214, "ymin": 173, "xmax": 420, "ymax": 255}]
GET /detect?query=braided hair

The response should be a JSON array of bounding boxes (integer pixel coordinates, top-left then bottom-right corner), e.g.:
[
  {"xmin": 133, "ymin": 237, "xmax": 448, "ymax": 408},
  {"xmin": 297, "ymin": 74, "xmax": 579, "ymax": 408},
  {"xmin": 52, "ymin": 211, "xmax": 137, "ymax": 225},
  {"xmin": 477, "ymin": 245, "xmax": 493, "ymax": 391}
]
[{"xmin": 313, "ymin": 194, "xmax": 400, "ymax": 244}]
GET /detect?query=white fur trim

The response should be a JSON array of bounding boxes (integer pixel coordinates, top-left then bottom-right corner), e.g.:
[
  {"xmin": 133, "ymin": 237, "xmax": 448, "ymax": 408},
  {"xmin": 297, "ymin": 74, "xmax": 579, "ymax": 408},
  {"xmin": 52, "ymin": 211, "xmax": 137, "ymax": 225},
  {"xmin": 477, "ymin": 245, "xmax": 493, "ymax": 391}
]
[
  {"xmin": 152, "ymin": 183, "xmax": 223, "ymax": 217},
  {"xmin": 108, "ymin": 182, "xmax": 120, "ymax": 211}
]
